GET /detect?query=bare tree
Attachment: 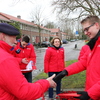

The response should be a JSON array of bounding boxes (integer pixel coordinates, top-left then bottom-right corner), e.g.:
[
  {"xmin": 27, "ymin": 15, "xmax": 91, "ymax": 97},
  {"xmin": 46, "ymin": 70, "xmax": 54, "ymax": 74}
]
[
  {"xmin": 52, "ymin": 0, "xmax": 100, "ymax": 20},
  {"xmin": 44, "ymin": 22, "xmax": 56, "ymax": 28},
  {"xmin": 31, "ymin": 6, "xmax": 45, "ymax": 25},
  {"xmin": 51, "ymin": 0, "xmax": 100, "ymax": 39},
  {"xmin": 30, "ymin": 6, "xmax": 46, "ymax": 46},
  {"xmin": 11, "ymin": 0, "xmax": 34, "ymax": 5}
]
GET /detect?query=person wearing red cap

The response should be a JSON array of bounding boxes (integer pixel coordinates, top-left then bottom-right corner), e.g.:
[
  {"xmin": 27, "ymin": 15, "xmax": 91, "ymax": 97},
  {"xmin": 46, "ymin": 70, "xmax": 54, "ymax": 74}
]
[{"xmin": 0, "ymin": 23, "xmax": 56, "ymax": 100}]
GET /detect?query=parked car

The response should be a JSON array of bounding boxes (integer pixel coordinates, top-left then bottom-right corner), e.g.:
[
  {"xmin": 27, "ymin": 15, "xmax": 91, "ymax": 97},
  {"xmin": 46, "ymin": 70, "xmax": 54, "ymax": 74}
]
[
  {"xmin": 62, "ymin": 39, "xmax": 68, "ymax": 44},
  {"xmin": 41, "ymin": 41, "xmax": 50, "ymax": 47},
  {"xmin": 70, "ymin": 39, "xmax": 76, "ymax": 42}
]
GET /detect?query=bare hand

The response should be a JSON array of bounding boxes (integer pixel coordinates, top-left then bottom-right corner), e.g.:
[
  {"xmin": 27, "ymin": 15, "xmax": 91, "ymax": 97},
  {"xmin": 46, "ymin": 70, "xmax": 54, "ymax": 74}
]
[
  {"xmin": 21, "ymin": 58, "xmax": 28, "ymax": 64},
  {"xmin": 46, "ymin": 74, "xmax": 57, "ymax": 88}
]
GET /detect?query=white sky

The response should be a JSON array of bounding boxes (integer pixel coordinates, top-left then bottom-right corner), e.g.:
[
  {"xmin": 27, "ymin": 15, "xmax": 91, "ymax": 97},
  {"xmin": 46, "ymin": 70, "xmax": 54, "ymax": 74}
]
[{"xmin": 0, "ymin": 0, "xmax": 56, "ymax": 23}]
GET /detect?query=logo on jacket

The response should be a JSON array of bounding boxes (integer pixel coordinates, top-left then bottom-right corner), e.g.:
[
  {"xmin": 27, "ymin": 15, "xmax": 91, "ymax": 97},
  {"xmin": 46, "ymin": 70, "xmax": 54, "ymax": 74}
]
[
  {"xmin": 27, "ymin": 48, "xmax": 31, "ymax": 50},
  {"xmin": 60, "ymin": 50, "xmax": 64, "ymax": 52},
  {"xmin": 15, "ymin": 49, "xmax": 21, "ymax": 54}
]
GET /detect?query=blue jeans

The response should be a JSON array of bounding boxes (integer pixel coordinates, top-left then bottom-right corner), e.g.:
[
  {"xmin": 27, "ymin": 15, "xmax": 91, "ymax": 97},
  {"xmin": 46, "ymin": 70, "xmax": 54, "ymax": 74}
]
[
  {"xmin": 48, "ymin": 72, "xmax": 61, "ymax": 98},
  {"xmin": 23, "ymin": 72, "xmax": 32, "ymax": 83}
]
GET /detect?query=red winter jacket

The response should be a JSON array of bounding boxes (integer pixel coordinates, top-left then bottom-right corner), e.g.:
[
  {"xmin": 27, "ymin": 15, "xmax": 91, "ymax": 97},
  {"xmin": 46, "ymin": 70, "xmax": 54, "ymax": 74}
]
[
  {"xmin": 13, "ymin": 41, "xmax": 36, "ymax": 73},
  {"xmin": 65, "ymin": 37, "xmax": 100, "ymax": 100},
  {"xmin": 44, "ymin": 46, "xmax": 65, "ymax": 73},
  {"xmin": 78, "ymin": 45, "xmax": 90, "ymax": 60},
  {"xmin": 0, "ymin": 41, "xmax": 50, "ymax": 100}
]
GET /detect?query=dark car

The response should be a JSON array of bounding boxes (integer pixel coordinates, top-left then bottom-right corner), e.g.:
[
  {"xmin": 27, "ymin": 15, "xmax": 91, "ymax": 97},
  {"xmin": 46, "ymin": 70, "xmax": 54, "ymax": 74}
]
[
  {"xmin": 41, "ymin": 41, "xmax": 50, "ymax": 47},
  {"xmin": 62, "ymin": 40, "xmax": 68, "ymax": 44}
]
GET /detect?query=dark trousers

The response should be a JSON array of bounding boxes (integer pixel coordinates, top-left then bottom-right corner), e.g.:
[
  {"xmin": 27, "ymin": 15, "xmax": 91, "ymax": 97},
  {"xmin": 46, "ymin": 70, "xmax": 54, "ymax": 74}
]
[
  {"xmin": 23, "ymin": 71, "xmax": 32, "ymax": 83},
  {"xmin": 48, "ymin": 72, "xmax": 61, "ymax": 98}
]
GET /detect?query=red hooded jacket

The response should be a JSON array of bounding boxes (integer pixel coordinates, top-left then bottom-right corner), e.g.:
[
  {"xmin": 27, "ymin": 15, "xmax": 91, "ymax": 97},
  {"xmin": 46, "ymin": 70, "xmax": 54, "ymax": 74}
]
[
  {"xmin": 0, "ymin": 41, "xmax": 50, "ymax": 100},
  {"xmin": 44, "ymin": 46, "xmax": 65, "ymax": 73}
]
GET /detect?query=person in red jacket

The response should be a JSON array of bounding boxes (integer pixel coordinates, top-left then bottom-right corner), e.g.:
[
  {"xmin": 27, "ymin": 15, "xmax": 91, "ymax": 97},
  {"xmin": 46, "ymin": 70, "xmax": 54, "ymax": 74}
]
[
  {"xmin": 53, "ymin": 15, "xmax": 100, "ymax": 100},
  {"xmin": 0, "ymin": 23, "xmax": 56, "ymax": 100},
  {"xmin": 44, "ymin": 37, "xmax": 65, "ymax": 100},
  {"xmin": 13, "ymin": 35, "xmax": 36, "ymax": 83}
]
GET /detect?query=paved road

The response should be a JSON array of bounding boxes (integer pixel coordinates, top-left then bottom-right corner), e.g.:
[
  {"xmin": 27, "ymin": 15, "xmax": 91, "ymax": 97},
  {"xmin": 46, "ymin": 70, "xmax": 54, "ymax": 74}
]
[
  {"xmin": 32, "ymin": 48, "xmax": 46, "ymax": 78},
  {"xmin": 64, "ymin": 40, "xmax": 85, "ymax": 61}
]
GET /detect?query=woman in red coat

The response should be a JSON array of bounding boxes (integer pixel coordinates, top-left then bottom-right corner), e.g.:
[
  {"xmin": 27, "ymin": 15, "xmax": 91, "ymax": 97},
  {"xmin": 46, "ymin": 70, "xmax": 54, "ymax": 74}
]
[{"xmin": 44, "ymin": 37, "xmax": 65, "ymax": 100}]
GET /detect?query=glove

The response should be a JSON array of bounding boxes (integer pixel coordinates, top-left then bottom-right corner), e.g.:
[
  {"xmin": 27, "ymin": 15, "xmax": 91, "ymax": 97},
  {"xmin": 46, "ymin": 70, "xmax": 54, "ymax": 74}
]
[
  {"xmin": 75, "ymin": 91, "xmax": 90, "ymax": 100},
  {"xmin": 53, "ymin": 70, "xmax": 68, "ymax": 83}
]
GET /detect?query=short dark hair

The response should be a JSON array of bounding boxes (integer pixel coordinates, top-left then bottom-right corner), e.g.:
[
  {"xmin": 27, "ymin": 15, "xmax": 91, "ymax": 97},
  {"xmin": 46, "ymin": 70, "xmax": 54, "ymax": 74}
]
[{"xmin": 22, "ymin": 36, "xmax": 30, "ymax": 43}]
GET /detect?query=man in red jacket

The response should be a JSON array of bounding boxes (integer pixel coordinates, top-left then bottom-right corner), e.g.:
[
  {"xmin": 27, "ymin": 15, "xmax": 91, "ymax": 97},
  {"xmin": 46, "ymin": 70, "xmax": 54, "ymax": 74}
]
[
  {"xmin": 54, "ymin": 15, "xmax": 100, "ymax": 100},
  {"xmin": 13, "ymin": 35, "xmax": 36, "ymax": 83},
  {"xmin": 0, "ymin": 23, "xmax": 56, "ymax": 100}
]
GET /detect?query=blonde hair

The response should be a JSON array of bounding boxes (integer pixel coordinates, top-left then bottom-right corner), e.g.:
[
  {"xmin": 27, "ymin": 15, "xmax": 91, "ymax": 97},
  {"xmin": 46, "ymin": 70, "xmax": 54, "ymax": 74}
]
[{"xmin": 50, "ymin": 37, "xmax": 62, "ymax": 46}]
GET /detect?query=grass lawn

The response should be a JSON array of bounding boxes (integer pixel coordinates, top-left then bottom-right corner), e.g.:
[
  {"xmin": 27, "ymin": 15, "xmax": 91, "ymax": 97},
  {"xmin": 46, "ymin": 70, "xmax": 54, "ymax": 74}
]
[{"xmin": 32, "ymin": 59, "xmax": 86, "ymax": 89}]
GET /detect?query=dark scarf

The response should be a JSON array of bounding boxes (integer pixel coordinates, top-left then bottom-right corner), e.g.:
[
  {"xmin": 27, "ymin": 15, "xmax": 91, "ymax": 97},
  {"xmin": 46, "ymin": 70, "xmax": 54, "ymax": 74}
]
[
  {"xmin": 53, "ymin": 45, "xmax": 61, "ymax": 50},
  {"xmin": 87, "ymin": 30, "xmax": 100, "ymax": 50}
]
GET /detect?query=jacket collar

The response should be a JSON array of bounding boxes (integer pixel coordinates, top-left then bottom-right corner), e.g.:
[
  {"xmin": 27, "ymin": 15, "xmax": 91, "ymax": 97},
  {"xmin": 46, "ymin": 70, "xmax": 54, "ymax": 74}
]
[
  {"xmin": 87, "ymin": 30, "xmax": 100, "ymax": 50},
  {"xmin": 50, "ymin": 45, "xmax": 61, "ymax": 50},
  {"xmin": 0, "ymin": 41, "xmax": 13, "ymax": 54}
]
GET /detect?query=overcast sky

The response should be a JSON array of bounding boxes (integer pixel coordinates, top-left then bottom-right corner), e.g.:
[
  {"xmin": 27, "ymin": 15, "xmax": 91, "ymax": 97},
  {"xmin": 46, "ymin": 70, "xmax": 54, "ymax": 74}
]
[{"xmin": 0, "ymin": 0, "xmax": 56, "ymax": 22}]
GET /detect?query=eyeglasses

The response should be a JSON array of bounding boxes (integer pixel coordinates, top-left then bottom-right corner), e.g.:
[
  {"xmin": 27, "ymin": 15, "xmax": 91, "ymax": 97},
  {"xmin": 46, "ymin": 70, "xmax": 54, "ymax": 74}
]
[{"xmin": 83, "ymin": 23, "xmax": 95, "ymax": 33}]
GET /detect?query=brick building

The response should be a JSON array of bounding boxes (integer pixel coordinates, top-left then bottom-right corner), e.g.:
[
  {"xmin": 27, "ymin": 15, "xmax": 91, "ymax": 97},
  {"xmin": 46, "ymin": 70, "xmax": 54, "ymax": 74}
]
[{"xmin": 0, "ymin": 12, "xmax": 68, "ymax": 44}]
